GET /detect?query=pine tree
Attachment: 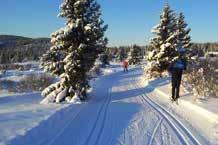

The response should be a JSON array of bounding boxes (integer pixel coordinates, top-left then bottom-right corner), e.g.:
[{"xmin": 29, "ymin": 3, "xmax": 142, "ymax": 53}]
[
  {"xmin": 117, "ymin": 48, "xmax": 128, "ymax": 62},
  {"xmin": 128, "ymin": 45, "xmax": 143, "ymax": 65},
  {"xmin": 147, "ymin": 4, "xmax": 178, "ymax": 73},
  {"xmin": 98, "ymin": 53, "xmax": 109, "ymax": 66},
  {"xmin": 40, "ymin": 0, "xmax": 107, "ymax": 103},
  {"xmin": 105, "ymin": 47, "xmax": 113, "ymax": 61},
  {"xmin": 176, "ymin": 12, "xmax": 191, "ymax": 49}
]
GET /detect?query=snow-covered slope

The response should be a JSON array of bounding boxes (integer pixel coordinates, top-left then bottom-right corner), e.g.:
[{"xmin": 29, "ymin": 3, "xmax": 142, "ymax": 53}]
[{"xmin": 1, "ymin": 63, "xmax": 214, "ymax": 145}]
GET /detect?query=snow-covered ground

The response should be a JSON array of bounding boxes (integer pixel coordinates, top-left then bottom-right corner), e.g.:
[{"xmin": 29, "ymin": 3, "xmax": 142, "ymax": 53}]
[
  {"xmin": 0, "ymin": 61, "xmax": 43, "ymax": 83},
  {"xmin": 140, "ymin": 76, "xmax": 218, "ymax": 145},
  {"xmin": 0, "ymin": 93, "xmax": 68, "ymax": 145},
  {"xmin": 0, "ymin": 62, "xmax": 216, "ymax": 145}
]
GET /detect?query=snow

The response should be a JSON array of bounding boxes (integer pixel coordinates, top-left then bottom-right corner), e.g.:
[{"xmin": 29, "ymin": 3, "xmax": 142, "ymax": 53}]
[
  {"xmin": 1, "ymin": 63, "xmax": 215, "ymax": 145},
  {"xmin": 0, "ymin": 69, "xmax": 44, "ymax": 83},
  {"xmin": 84, "ymin": 24, "xmax": 92, "ymax": 31},
  {"xmin": 70, "ymin": 91, "xmax": 82, "ymax": 104},
  {"xmin": 75, "ymin": 18, "xmax": 82, "ymax": 27},
  {"xmin": 140, "ymin": 76, "xmax": 218, "ymax": 145},
  {"xmin": 0, "ymin": 62, "xmax": 48, "ymax": 93},
  {"xmin": 0, "ymin": 93, "xmax": 68, "ymax": 145},
  {"xmin": 160, "ymin": 42, "xmax": 171, "ymax": 50},
  {"xmin": 101, "ymin": 67, "xmax": 114, "ymax": 75},
  {"xmin": 14, "ymin": 61, "xmax": 39, "ymax": 67},
  {"xmin": 41, "ymin": 82, "xmax": 60, "ymax": 98},
  {"xmin": 56, "ymin": 88, "xmax": 67, "ymax": 103},
  {"xmin": 40, "ymin": 90, "xmax": 58, "ymax": 104},
  {"xmin": 74, "ymin": 1, "xmax": 82, "ymax": 6}
]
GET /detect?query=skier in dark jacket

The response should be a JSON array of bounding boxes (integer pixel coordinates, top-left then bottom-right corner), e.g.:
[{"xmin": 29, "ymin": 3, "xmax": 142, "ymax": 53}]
[{"xmin": 168, "ymin": 55, "xmax": 187, "ymax": 102}]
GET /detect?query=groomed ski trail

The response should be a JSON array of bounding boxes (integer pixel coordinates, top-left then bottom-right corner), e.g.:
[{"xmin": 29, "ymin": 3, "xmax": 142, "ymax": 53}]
[{"xmin": 7, "ymin": 64, "xmax": 208, "ymax": 145}]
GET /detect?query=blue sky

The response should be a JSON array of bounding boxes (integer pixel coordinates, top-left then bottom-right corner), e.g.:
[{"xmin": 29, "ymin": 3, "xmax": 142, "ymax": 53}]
[{"xmin": 0, "ymin": 0, "xmax": 217, "ymax": 46}]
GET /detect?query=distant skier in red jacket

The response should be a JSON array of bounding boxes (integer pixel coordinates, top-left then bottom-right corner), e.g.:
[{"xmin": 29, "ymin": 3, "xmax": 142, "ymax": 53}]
[{"xmin": 123, "ymin": 60, "xmax": 129, "ymax": 72}]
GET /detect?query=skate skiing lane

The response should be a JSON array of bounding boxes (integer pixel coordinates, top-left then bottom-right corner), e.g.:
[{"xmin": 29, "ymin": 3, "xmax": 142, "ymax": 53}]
[{"xmin": 7, "ymin": 66, "xmax": 207, "ymax": 145}]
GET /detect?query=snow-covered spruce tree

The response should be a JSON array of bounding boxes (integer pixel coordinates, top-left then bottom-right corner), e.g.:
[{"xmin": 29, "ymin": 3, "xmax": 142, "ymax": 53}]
[
  {"xmin": 176, "ymin": 12, "xmax": 191, "ymax": 49},
  {"xmin": 146, "ymin": 4, "xmax": 178, "ymax": 75},
  {"xmin": 128, "ymin": 45, "xmax": 143, "ymax": 65},
  {"xmin": 40, "ymin": 0, "xmax": 107, "ymax": 103}
]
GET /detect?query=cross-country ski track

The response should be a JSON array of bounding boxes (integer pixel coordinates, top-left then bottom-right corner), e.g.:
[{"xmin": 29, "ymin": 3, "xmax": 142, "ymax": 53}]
[{"xmin": 7, "ymin": 64, "xmax": 209, "ymax": 145}]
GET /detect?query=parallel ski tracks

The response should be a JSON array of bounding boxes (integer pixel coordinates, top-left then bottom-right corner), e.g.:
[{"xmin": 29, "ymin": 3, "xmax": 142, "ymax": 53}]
[
  {"xmin": 82, "ymin": 87, "xmax": 112, "ymax": 145},
  {"xmin": 45, "ymin": 104, "xmax": 87, "ymax": 145},
  {"xmin": 135, "ymin": 83, "xmax": 202, "ymax": 145},
  {"xmin": 46, "ymin": 86, "xmax": 112, "ymax": 145},
  {"xmin": 148, "ymin": 118, "xmax": 163, "ymax": 145},
  {"xmin": 44, "ymin": 70, "xmax": 202, "ymax": 145}
]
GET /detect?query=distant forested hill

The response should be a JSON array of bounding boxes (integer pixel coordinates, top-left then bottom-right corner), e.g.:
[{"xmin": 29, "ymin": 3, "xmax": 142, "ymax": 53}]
[
  {"xmin": 0, "ymin": 35, "xmax": 217, "ymax": 64},
  {"xmin": 0, "ymin": 35, "xmax": 50, "ymax": 64}
]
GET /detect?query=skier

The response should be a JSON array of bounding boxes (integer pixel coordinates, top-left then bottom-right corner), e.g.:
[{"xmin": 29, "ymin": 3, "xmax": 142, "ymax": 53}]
[
  {"xmin": 123, "ymin": 60, "xmax": 129, "ymax": 72},
  {"xmin": 168, "ymin": 54, "xmax": 187, "ymax": 102}
]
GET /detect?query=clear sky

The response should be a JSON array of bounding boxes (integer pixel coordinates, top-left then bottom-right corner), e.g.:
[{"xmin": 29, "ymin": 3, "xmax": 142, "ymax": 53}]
[{"xmin": 0, "ymin": 0, "xmax": 218, "ymax": 46}]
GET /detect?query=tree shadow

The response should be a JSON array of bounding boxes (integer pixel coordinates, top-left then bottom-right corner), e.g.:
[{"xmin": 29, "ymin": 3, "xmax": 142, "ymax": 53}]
[
  {"xmin": 120, "ymin": 70, "xmax": 142, "ymax": 79},
  {"xmin": 6, "ymin": 64, "xmax": 171, "ymax": 145},
  {"xmin": 7, "ymin": 103, "xmax": 83, "ymax": 145},
  {"xmin": 95, "ymin": 101, "xmax": 143, "ymax": 145},
  {"xmin": 111, "ymin": 77, "xmax": 170, "ymax": 101},
  {"xmin": 7, "ymin": 100, "xmax": 142, "ymax": 145}
]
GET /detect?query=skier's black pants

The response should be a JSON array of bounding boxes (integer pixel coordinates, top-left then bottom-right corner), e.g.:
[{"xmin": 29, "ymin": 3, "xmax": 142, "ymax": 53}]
[
  {"xmin": 124, "ymin": 67, "xmax": 128, "ymax": 72},
  {"xmin": 171, "ymin": 69, "xmax": 183, "ymax": 99}
]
